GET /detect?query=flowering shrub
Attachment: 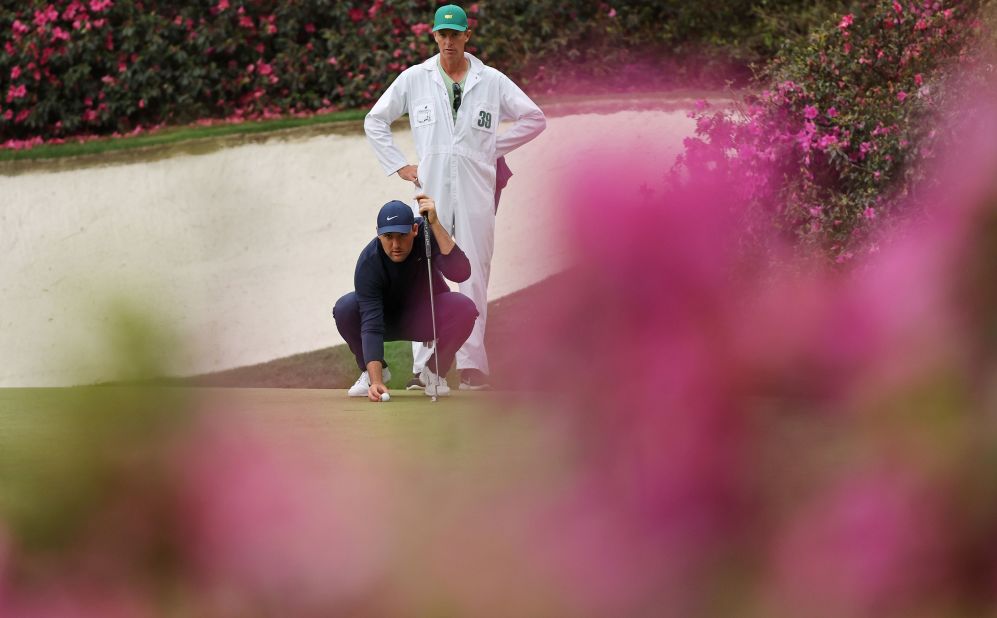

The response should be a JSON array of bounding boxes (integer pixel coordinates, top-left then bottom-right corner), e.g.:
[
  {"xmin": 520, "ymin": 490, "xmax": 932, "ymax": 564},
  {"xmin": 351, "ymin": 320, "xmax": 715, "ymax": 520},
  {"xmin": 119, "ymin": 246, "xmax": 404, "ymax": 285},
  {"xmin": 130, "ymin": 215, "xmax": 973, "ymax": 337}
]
[
  {"xmin": 674, "ymin": 0, "xmax": 989, "ymax": 262},
  {"xmin": 2, "ymin": 1, "xmax": 856, "ymax": 149}
]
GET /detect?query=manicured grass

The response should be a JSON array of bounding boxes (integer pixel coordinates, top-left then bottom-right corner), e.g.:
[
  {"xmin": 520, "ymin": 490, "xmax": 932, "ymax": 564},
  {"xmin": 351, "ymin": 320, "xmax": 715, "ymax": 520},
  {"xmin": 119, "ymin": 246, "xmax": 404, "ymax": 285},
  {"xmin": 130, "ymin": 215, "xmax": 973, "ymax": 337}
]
[
  {"xmin": 0, "ymin": 384, "xmax": 529, "ymax": 528},
  {"xmin": 0, "ymin": 108, "xmax": 368, "ymax": 163}
]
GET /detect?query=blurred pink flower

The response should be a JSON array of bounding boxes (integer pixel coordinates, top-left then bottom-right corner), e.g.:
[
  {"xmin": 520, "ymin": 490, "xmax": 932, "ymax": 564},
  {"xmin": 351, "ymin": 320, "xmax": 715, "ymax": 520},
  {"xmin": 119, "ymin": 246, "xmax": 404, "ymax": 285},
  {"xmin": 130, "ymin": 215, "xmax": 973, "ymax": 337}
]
[
  {"xmin": 839, "ymin": 13, "xmax": 854, "ymax": 29},
  {"xmin": 178, "ymin": 417, "xmax": 393, "ymax": 612},
  {"xmin": 769, "ymin": 470, "xmax": 944, "ymax": 617},
  {"xmin": 804, "ymin": 104, "xmax": 819, "ymax": 119}
]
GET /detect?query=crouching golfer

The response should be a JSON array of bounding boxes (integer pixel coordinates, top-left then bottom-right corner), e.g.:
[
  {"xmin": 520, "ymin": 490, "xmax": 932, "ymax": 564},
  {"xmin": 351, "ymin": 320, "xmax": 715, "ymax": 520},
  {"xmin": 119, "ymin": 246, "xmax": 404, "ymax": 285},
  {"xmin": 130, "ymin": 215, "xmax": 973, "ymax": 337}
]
[{"xmin": 333, "ymin": 196, "xmax": 477, "ymax": 400}]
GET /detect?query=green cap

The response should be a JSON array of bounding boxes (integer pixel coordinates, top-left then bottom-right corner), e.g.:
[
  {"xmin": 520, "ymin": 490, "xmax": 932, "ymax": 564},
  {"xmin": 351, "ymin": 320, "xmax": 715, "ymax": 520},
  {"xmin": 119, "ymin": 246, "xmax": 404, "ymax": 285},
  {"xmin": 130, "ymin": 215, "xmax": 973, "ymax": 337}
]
[{"xmin": 433, "ymin": 4, "xmax": 468, "ymax": 32}]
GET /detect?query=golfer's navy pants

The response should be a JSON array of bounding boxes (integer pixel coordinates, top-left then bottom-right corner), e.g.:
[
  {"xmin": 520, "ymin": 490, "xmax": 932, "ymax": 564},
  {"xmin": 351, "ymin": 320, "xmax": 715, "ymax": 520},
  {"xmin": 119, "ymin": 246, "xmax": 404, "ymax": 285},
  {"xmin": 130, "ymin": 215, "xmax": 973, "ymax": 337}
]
[{"xmin": 333, "ymin": 291, "xmax": 478, "ymax": 375}]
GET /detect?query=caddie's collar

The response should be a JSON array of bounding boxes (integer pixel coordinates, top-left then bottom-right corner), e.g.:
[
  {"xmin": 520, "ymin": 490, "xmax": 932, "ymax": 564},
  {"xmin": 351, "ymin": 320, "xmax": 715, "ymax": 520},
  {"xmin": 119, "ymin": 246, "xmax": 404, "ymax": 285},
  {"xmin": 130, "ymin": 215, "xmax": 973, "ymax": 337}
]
[{"xmin": 421, "ymin": 52, "xmax": 484, "ymax": 76}]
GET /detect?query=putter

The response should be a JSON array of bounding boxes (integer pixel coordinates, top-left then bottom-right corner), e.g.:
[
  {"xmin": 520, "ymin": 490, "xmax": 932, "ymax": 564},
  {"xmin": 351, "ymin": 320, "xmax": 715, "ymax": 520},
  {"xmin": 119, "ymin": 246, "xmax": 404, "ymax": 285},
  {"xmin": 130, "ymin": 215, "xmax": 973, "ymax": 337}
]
[{"xmin": 422, "ymin": 207, "xmax": 442, "ymax": 402}]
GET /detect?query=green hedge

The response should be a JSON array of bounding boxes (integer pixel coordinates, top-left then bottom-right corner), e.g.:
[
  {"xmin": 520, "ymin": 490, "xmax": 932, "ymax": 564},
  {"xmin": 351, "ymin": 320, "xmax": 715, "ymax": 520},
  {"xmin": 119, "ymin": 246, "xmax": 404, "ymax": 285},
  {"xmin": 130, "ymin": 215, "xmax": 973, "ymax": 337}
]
[{"xmin": 1, "ymin": 1, "xmax": 854, "ymax": 146}]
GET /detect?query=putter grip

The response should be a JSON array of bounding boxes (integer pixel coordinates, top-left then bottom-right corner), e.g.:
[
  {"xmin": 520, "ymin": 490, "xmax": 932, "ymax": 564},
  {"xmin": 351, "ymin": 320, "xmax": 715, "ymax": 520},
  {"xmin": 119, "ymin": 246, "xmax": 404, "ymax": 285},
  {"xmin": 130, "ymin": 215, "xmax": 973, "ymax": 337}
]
[{"xmin": 423, "ymin": 217, "xmax": 432, "ymax": 258}]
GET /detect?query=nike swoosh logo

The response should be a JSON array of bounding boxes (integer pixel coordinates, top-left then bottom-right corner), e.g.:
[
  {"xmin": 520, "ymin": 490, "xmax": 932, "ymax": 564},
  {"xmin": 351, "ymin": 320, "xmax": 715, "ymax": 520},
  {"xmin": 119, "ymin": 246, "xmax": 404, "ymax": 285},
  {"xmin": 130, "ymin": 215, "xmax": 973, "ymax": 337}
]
[{"xmin": 387, "ymin": 216, "xmax": 398, "ymax": 220}]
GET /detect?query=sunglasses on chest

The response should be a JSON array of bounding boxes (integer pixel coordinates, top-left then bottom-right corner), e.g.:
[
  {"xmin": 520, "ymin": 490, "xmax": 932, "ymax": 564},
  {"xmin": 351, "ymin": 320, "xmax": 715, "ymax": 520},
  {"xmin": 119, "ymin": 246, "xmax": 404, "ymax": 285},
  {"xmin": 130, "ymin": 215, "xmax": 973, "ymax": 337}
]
[{"xmin": 452, "ymin": 82, "xmax": 462, "ymax": 114}]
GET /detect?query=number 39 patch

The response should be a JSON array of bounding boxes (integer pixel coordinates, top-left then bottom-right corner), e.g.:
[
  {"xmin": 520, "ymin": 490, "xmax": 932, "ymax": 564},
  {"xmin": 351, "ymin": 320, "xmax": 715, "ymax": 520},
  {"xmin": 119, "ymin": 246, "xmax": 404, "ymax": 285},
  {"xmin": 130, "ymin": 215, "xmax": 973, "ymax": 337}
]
[{"xmin": 472, "ymin": 104, "xmax": 496, "ymax": 133}]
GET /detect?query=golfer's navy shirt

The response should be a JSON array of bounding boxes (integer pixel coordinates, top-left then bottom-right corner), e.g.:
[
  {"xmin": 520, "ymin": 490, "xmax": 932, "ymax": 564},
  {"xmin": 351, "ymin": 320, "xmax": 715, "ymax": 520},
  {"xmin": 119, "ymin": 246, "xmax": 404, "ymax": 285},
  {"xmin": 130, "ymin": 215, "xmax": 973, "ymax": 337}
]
[{"xmin": 355, "ymin": 221, "xmax": 471, "ymax": 365}]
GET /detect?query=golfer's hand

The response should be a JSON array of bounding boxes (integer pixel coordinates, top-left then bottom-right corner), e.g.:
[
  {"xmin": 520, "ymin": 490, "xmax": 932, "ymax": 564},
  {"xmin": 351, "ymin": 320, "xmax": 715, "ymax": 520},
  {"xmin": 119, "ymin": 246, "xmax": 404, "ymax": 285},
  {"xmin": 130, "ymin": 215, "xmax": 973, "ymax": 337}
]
[
  {"xmin": 368, "ymin": 382, "xmax": 388, "ymax": 402},
  {"xmin": 398, "ymin": 164, "xmax": 421, "ymax": 187},
  {"xmin": 416, "ymin": 194, "xmax": 438, "ymax": 225}
]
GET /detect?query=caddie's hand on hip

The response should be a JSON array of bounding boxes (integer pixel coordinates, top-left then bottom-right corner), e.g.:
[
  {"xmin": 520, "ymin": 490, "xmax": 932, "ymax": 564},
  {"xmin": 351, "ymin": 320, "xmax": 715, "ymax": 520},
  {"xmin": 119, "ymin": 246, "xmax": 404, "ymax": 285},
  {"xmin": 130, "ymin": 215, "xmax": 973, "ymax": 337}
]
[
  {"xmin": 397, "ymin": 164, "xmax": 421, "ymax": 187},
  {"xmin": 416, "ymin": 194, "xmax": 438, "ymax": 225}
]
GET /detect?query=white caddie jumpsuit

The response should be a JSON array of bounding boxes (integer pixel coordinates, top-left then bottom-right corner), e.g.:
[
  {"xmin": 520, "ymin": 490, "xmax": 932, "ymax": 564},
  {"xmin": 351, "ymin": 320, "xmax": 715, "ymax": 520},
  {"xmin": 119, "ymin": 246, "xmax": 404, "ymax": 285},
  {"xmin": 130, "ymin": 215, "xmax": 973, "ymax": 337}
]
[{"xmin": 364, "ymin": 52, "xmax": 546, "ymax": 375}]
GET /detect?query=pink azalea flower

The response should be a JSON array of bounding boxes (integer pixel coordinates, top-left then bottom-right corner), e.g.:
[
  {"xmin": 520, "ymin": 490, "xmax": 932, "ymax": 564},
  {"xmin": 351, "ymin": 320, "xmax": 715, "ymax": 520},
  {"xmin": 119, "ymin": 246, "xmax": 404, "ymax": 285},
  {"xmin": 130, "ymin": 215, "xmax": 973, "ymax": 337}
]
[
  {"xmin": 827, "ymin": 107, "xmax": 839, "ymax": 118},
  {"xmin": 804, "ymin": 105, "xmax": 819, "ymax": 120},
  {"xmin": 6, "ymin": 84, "xmax": 26, "ymax": 102},
  {"xmin": 10, "ymin": 66, "xmax": 21, "ymax": 80},
  {"xmin": 838, "ymin": 14, "xmax": 854, "ymax": 30},
  {"xmin": 897, "ymin": 91, "xmax": 908, "ymax": 102},
  {"xmin": 411, "ymin": 22, "xmax": 432, "ymax": 35},
  {"xmin": 818, "ymin": 134, "xmax": 840, "ymax": 151},
  {"xmin": 34, "ymin": 5, "xmax": 59, "ymax": 27}
]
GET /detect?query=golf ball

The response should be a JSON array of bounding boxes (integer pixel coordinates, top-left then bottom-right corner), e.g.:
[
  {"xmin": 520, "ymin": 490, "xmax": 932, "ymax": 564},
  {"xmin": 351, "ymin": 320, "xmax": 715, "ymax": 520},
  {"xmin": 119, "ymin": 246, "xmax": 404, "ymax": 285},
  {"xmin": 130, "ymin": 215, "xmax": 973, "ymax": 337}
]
[{"xmin": 380, "ymin": 393, "xmax": 390, "ymax": 402}]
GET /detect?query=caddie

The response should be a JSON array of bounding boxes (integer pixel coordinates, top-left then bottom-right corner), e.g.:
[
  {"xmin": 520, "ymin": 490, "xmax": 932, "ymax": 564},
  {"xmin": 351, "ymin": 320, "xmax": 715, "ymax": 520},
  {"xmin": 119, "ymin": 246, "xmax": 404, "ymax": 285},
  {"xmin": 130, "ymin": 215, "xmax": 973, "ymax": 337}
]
[{"xmin": 364, "ymin": 3, "xmax": 546, "ymax": 391}]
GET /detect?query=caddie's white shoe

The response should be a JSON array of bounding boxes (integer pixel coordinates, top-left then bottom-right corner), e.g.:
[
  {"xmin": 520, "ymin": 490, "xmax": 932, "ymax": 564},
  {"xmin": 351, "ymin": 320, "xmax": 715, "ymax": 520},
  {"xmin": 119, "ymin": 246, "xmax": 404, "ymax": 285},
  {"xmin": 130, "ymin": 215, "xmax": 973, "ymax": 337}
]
[
  {"xmin": 348, "ymin": 367, "xmax": 391, "ymax": 397},
  {"xmin": 420, "ymin": 366, "xmax": 450, "ymax": 398}
]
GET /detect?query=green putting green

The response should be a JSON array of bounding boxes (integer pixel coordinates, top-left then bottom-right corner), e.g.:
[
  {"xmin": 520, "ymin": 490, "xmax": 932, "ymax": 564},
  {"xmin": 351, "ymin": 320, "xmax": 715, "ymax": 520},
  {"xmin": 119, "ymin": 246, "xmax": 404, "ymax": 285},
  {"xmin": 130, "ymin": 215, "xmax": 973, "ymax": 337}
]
[{"xmin": 0, "ymin": 386, "xmax": 541, "ymax": 474}]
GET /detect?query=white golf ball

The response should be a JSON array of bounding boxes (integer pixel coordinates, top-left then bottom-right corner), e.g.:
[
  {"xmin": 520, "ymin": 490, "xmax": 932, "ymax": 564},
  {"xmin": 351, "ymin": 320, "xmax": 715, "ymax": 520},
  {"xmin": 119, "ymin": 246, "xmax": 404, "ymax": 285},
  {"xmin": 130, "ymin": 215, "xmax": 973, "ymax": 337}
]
[{"xmin": 380, "ymin": 393, "xmax": 390, "ymax": 402}]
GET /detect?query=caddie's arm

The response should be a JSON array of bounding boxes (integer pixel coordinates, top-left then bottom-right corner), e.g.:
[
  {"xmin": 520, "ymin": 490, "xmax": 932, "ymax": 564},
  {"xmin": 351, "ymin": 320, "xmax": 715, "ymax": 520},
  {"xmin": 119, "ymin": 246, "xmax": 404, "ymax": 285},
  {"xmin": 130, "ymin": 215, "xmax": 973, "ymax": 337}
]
[
  {"xmin": 364, "ymin": 72, "xmax": 414, "ymax": 179},
  {"xmin": 495, "ymin": 74, "xmax": 546, "ymax": 159},
  {"xmin": 416, "ymin": 194, "xmax": 471, "ymax": 283}
]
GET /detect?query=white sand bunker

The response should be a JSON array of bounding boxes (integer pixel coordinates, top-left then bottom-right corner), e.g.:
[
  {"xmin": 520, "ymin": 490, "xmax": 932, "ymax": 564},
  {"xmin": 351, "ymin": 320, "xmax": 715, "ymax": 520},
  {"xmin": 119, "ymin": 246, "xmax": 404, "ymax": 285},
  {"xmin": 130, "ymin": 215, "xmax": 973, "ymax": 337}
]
[{"xmin": 0, "ymin": 107, "xmax": 695, "ymax": 386}]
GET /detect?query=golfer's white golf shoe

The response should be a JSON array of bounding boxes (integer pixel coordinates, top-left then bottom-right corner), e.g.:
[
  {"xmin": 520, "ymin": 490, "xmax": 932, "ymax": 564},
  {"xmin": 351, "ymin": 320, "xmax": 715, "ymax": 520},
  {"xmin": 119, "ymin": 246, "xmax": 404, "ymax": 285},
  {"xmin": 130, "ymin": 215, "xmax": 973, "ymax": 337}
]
[
  {"xmin": 348, "ymin": 367, "xmax": 392, "ymax": 397},
  {"xmin": 419, "ymin": 366, "xmax": 450, "ymax": 398}
]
